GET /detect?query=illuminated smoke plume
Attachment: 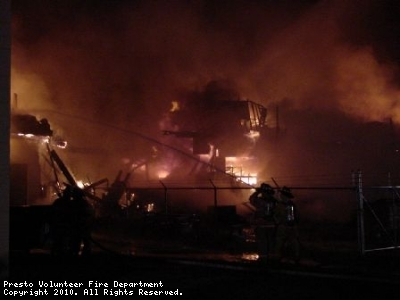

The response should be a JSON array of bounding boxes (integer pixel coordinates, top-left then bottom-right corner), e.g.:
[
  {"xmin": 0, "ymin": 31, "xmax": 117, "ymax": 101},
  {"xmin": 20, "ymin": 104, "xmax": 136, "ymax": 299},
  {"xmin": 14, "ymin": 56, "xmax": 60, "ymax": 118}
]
[{"xmin": 10, "ymin": 0, "xmax": 400, "ymax": 196}]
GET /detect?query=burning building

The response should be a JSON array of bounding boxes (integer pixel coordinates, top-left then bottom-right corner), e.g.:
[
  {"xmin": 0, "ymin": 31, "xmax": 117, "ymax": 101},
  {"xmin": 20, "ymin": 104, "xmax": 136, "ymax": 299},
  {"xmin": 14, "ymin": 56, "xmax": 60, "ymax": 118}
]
[
  {"xmin": 9, "ymin": 98, "xmax": 60, "ymax": 251},
  {"xmin": 158, "ymin": 81, "xmax": 270, "ymax": 185},
  {"xmin": 10, "ymin": 101, "xmax": 58, "ymax": 206},
  {"xmin": 9, "ymin": 0, "xmax": 400, "ymax": 237}
]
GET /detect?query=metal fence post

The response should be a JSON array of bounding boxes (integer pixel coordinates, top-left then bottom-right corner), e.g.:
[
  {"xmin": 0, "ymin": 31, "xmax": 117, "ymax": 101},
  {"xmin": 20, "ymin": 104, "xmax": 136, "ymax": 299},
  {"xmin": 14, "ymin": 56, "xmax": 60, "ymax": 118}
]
[
  {"xmin": 210, "ymin": 179, "xmax": 217, "ymax": 208},
  {"xmin": 356, "ymin": 170, "xmax": 365, "ymax": 255},
  {"xmin": 160, "ymin": 181, "xmax": 168, "ymax": 214}
]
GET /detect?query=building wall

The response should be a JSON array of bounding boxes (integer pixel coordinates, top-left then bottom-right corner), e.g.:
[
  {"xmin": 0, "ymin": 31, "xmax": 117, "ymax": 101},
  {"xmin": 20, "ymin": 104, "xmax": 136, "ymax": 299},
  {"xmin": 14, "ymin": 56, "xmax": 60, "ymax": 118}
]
[
  {"xmin": 0, "ymin": 0, "xmax": 10, "ymax": 280},
  {"xmin": 10, "ymin": 138, "xmax": 44, "ymax": 205}
]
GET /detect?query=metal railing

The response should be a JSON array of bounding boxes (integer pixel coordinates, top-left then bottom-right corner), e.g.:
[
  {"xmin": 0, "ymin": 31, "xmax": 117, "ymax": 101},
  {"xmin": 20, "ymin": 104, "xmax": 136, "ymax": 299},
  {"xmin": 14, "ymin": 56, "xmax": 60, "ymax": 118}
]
[
  {"xmin": 355, "ymin": 170, "xmax": 400, "ymax": 254},
  {"xmin": 123, "ymin": 172, "xmax": 400, "ymax": 255}
]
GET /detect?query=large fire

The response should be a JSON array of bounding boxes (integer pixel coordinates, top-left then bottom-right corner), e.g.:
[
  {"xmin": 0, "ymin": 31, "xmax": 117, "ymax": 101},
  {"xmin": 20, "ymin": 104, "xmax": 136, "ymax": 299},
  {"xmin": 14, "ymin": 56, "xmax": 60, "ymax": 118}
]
[{"xmin": 9, "ymin": 0, "xmax": 400, "ymax": 216}]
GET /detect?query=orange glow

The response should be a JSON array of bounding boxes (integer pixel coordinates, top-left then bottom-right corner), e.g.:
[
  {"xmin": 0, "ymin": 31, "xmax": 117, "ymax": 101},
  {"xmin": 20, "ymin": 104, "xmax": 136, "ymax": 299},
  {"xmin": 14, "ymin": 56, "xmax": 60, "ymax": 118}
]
[
  {"xmin": 237, "ymin": 175, "xmax": 258, "ymax": 185},
  {"xmin": 241, "ymin": 253, "xmax": 259, "ymax": 261},
  {"xmin": 170, "ymin": 101, "xmax": 180, "ymax": 112},
  {"xmin": 76, "ymin": 180, "xmax": 85, "ymax": 189},
  {"xmin": 119, "ymin": 192, "xmax": 134, "ymax": 209},
  {"xmin": 157, "ymin": 170, "xmax": 169, "ymax": 179},
  {"xmin": 146, "ymin": 203, "xmax": 155, "ymax": 212},
  {"xmin": 225, "ymin": 156, "xmax": 258, "ymax": 184},
  {"xmin": 12, "ymin": 133, "xmax": 51, "ymax": 144},
  {"xmin": 245, "ymin": 130, "xmax": 260, "ymax": 139}
]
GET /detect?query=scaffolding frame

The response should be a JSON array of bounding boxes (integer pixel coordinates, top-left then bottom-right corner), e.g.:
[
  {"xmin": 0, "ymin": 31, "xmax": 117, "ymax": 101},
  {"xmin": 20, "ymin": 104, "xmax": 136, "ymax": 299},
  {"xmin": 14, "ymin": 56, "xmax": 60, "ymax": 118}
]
[{"xmin": 355, "ymin": 170, "xmax": 400, "ymax": 254}]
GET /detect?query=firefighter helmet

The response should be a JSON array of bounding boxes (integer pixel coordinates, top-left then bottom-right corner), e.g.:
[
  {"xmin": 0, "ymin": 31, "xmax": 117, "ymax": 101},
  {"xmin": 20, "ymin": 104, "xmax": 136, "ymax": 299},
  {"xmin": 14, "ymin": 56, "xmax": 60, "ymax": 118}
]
[
  {"xmin": 280, "ymin": 186, "xmax": 294, "ymax": 199},
  {"xmin": 260, "ymin": 183, "xmax": 275, "ymax": 195}
]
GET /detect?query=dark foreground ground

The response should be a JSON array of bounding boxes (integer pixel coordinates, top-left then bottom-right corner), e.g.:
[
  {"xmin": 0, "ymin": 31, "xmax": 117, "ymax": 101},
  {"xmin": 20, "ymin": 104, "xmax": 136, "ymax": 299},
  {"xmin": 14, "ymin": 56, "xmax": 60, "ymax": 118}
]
[
  {"xmin": 5, "ymin": 246, "xmax": 400, "ymax": 300},
  {"xmin": 5, "ymin": 250, "xmax": 399, "ymax": 300},
  {"xmin": 4, "ymin": 214, "xmax": 400, "ymax": 299}
]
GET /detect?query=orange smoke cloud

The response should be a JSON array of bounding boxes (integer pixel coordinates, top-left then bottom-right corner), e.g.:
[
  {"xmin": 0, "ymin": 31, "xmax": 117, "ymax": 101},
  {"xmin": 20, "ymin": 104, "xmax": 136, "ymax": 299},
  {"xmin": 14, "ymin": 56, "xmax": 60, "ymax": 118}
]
[
  {"xmin": 334, "ymin": 47, "xmax": 400, "ymax": 123},
  {"xmin": 10, "ymin": 0, "xmax": 400, "ymax": 184}
]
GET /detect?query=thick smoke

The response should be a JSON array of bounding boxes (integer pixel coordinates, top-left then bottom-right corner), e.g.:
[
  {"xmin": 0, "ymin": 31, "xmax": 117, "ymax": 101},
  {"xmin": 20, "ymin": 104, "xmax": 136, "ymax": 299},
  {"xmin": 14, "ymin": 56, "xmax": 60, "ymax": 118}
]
[{"xmin": 10, "ymin": 0, "xmax": 400, "ymax": 198}]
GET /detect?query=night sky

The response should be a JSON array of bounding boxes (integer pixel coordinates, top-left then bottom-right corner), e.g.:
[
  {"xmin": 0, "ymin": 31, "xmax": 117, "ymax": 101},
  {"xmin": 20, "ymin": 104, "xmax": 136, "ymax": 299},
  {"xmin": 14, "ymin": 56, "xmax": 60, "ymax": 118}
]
[{"xmin": 10, "ymin": 0, "xmax": 400, "ymax": 191}]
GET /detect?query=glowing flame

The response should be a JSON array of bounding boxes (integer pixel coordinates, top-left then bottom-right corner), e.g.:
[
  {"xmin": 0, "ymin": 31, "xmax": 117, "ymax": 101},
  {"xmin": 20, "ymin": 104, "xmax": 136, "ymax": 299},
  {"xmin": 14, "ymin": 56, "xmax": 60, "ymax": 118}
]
[
  {"xmin": 225, "ymin": 156, "xmax": 258, "ymax": 184},
  {"xmin": 170, "ymin": 101, "xmax": 180, "ymax": 112},
  {"xmin": 119, "ymin": 192, "xmax": 134, "ymax": 209},
  {"xmin": 53, "ymin": 140, "xmax": 67, "ymax": 149},
  {"xmin": 14, "ymin": 132, "xmax": 51, "ymax": 145},
  {"xmin": 76, "ymin": 180, "xmax": 85, "ymax": 189},
  {"xmin": 146, "ymin": 203, "xmax": 154, "ymax": 212},
  {"xmin": 237, "ymin": 175, "xmax": 258, "ymax": 185},
  {"xmin": 245, "ymin": 130, "xmax": 260, "ymax": 139},
  {"xmin": 157, "ymin": 170, "xmax": 169, "ymax": 179},
  {"xmin": 242, "ymin": 253, "xmax": 259, "ymax": 261}
]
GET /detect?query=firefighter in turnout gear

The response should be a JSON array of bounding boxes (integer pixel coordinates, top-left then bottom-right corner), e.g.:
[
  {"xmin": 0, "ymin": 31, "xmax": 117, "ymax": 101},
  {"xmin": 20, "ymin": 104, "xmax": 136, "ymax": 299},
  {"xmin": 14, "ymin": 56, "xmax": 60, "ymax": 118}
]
[
  {"xmin": 274, "ymin": 186, "xmax": 300, "ymax": 263},
  {"xmin": 249, "ymin": 183, "xmax": 278, "ymax": 261},
  {"xmin": 70, "ymin": 187, "xmax": 95, "ymax": 257},
  {"xmin": 50, "ymin": 185, "xmax": 74, "ymax": 256},
  {"xmin": 50, "ymin": 185, "xmax": 94, "ymax": 257}
]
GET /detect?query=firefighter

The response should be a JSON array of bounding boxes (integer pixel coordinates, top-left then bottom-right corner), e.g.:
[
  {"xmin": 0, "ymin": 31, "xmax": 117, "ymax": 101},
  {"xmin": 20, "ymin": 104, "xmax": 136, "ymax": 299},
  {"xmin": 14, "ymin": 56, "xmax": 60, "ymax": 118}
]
[
  {"xmin": 274, "ymin": 186, "xmax": 300, "ymax": 263},
  {"xmin": 249, "ymin": 183, "xmax": 278, "ymax": 261},
  {"xmin": 50, "ymin": 185, "xmax": 74, "ymax": 256},
  {"xmin": 69, "ymin": 187, "xmax": 95, "ymax": 257}
]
